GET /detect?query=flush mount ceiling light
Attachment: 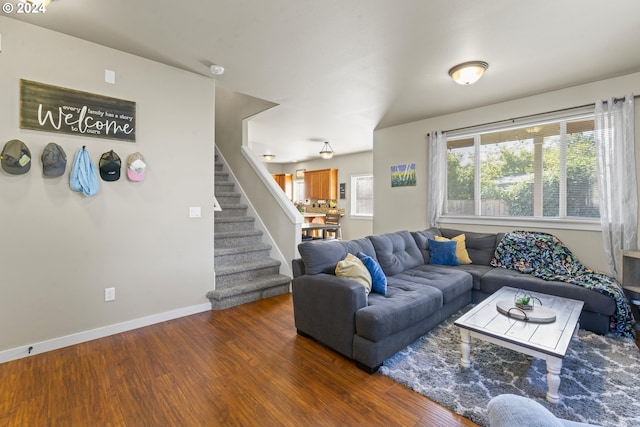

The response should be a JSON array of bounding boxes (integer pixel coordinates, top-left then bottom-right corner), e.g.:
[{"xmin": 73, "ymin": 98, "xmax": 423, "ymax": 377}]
[
  {"xmin": 319, "ymin": 141, "xmax": 334, "ymax": 159},
  {"xmin": 262, "ymin": 154, "xmax": 275, "ymax": 161},
  {"xmin": 448, "ymin": 61, "xmax": 489, "ymax": 85}
]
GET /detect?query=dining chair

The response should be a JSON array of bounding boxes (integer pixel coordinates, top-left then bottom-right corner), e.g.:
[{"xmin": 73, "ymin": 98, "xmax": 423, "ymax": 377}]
[{"xmin": 324, "ymin": 212, "xmax": 342, "ymax": 239}]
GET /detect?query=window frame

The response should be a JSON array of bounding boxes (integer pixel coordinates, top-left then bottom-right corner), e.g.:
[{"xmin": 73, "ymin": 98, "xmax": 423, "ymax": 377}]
[
  {"xmin": 293, "ymin": 179, "xmax": 305, "ymax": 202},
  {"xmin": 441, "ymin": 107, "xmax": 600, "ymax": 231},
  {"xmin": 350, "ymin": 174, "xmax": 374, "ymax": 219}
]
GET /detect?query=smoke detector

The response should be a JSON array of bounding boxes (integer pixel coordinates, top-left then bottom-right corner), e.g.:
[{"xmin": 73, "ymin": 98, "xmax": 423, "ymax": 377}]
[{"xmin": 210, "ymin": 64, "xmax": 225, "ymax": 75}]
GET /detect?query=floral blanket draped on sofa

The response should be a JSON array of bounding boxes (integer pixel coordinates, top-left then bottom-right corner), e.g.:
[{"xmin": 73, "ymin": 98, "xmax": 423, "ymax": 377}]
[{"xmin": 491, "ymin": 230, "xmax": 635, "ymax": 338}]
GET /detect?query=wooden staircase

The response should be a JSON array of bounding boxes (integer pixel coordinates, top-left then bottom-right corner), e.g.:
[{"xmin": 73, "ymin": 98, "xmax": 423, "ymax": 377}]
[{"xmin": 206, "ymin": 154, "xmax": 291, "ymax": 310}]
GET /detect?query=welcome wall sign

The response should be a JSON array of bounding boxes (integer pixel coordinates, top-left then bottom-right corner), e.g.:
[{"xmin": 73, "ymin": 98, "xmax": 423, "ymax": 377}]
[{"xmin": 19, "ymin": 79, "xmax": 136, "ymax": 142}]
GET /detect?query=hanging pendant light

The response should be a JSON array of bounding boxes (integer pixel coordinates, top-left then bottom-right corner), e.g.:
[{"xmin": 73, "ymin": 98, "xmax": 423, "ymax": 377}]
[
  {"xmin": 319, "ymin": 141, "xmax": 334, "ymax": 159},
  {"xmin": 448, "ymin": 61, "xmax": 489, "ymax": 85}
]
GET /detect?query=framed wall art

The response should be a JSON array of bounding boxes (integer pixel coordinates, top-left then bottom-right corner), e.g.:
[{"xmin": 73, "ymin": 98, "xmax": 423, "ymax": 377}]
[
  {"xmin": 391, "ymin": 163, "xmax": 416, "ymax": 187},
  {"xmin": 20, "ymin": 79, "xmax": 136, "ymax": 142}
]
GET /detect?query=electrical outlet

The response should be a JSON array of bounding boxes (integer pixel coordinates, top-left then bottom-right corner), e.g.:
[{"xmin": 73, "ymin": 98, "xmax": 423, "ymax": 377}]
[{"xmin": 104, "ymin": 287, "xmax": 115, "ymax": 302}]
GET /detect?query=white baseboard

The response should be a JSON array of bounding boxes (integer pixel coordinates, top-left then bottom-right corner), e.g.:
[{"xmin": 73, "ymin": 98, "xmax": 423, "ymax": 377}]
[{"xmin": 0, "ymin": 303, "xmax": 211, "ymax": 364}]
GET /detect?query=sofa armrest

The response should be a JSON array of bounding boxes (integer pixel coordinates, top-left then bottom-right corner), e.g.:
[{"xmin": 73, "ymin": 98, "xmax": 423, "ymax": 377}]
[
  {"xmin": 292, "ymin": 273, "xmax": 367, "ymax": 358},
  {"xmin": 291, "ymin": 258, "xmax": 305, "ymax": 278},
  {"xmin": 487, "ymin": 394, "xmax": 602, "ymax": 427}
]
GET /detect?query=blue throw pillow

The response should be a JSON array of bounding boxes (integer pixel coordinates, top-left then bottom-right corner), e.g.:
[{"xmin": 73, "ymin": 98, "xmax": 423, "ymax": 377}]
[
  {"xmin": 357, "ymin": 252, "xmax": 387, "ymax": 295},
  {"xmin": 428, "ymin": 239, "xmax": 459, "ymax": 266}
]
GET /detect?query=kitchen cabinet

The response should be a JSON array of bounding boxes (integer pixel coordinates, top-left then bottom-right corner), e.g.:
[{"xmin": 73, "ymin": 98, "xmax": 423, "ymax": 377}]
[
  {"xmin": 272, "ymin": 174, "xmax": 293, "ymax": 200},
  {"xmin": 304, "ymin": 168, "xmax": 338, "ymax": 200}
]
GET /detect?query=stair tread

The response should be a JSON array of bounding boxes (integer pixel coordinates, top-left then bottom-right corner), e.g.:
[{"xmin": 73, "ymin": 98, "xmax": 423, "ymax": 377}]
[
  {"xmin": 215, "ymin": 243, "xmax": 271, "ymax": 256},
  {"xmin": 215, "ymin": 258, "xmax": 281, "ymax": 276},
  {"xmin": 218, "ymin": 203, "xmax": 248, "ymax": 209},
  {"xmin": 215, "ymin": 216, "xmax": 254, "ymax": 223},
  {"xmin": 206, "ymin": 274, "xmax": 291, "ymax": 300},
  {"xmin": 216, "ymin": 229, "xmax": 262, "ymax": 238}
]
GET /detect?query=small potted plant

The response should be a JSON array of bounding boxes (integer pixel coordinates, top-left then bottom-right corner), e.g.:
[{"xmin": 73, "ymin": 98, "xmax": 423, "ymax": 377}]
[
  {"xmin": 515, "ymin": 296, "xmax": 532, "ymax": 310},
  {"xmin": 514, "ymin": 290, "xmax": 534, "ymax": 310}
]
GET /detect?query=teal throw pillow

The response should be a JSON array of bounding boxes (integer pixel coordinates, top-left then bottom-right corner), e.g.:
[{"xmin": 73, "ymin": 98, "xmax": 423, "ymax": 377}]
[
  {"xmin": 428, "ymin": 239, "xmax": 459, "ymax": 266},
  {"xmin": 357, "ymin": 252, "xmax": 387, "ymax": 295}
]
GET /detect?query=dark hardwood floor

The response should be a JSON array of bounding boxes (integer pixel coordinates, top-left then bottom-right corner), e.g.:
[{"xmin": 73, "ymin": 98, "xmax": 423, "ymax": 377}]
[{"xmin": 0, "ymin": 294, "xmax": 478, "ymax": 427}]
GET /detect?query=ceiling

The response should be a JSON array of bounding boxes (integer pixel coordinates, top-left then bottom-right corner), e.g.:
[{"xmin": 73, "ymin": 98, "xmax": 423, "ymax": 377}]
[{"xmin": 10, "ymin": 0, "xmax": 640, "ymax": 163}]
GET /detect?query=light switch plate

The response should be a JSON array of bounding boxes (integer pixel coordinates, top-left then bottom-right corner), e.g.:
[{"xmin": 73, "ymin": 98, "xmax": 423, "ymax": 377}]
[
  {"xmin": 189, "ymin": 207, "xmax": 201, "ymax": 218},
  {"xmin": 105, "ymin": 69, "xmax": 115, "ymax": 84}
]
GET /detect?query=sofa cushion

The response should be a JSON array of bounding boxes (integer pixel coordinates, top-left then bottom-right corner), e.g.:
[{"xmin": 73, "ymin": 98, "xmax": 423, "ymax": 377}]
[
  {"xmin": 399, "ymin": 265, "xmax": 473, "ymax": 304},
  {"xmin": 440, "ymin": 228, "xmax": 497, "ymax": 266},
  {"xmin": 335, "ymin": 253, "xmax": 372, "ymax": 294},
  {"xmin": 343, "ymin": 238, "xmax": 379, "ymax": 261},
  {"xmin": 298, "ymin": 237, "xmax": 377, "ymax": 275},
  {"xmin": 355, "ymin": 283, "xmax": 443, "ymax": 342},
  {"xmin": 369, "ymin": 231, "xmax": 424, "ymax": 276},
  {"xmin": 428, "ymin": 239, "xmax": 459, "ymax": 266},
  {"xmin": 480, "ymin": 268, "xmax": 616, "ymax": 315},
  {"xmin": 435, "ymin": 234, "xmax": 472, "ymax": 264},
  {"xmin": 411, "ymin": 229, "xmax": 436, "ymax": 263},
  {"xmin": 412, "ymin": 263, "xmax": 491, "ymax": 291},
  {"xmin": 357, "ymin": 252, "xmax": 387, "ymax": 295},
  {"xmin": 448, "ymin": 264, "xmax": 494, "ymax": 290}
]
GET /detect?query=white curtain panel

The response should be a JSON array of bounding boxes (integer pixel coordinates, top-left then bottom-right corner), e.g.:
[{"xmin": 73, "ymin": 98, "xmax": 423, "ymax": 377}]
[
  {"xmin": 427, "ymin": 131, "xmax": 446, "ymax": 228},
  {"xmin": 595, "ymin": 94, "xmax": 637, "ymax": 278}
]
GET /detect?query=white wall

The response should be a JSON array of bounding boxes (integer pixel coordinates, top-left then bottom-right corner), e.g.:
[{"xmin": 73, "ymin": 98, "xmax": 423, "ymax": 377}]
[
  {"xmin": 284, "ymin": 151, "xmax": 374, "ymax": 241},
  {"xmin": 0, "ymin": 17, "xmax": 215, "ymax": 357},
  {"xmin": 373, "ymin": 72, "xmax": 640, "ymax": 272}
]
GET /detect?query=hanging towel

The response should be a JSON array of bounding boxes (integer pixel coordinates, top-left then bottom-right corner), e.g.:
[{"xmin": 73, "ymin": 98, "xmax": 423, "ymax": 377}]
[{"xmin": 69, "ymin": 146, "xmax": 99, "ymax": 197}]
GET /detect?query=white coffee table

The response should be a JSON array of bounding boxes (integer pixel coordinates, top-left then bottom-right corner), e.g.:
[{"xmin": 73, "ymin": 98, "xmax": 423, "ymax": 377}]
[{"xmin": 454, "ymin": 286, "xmax": 584, "ymax": 403}]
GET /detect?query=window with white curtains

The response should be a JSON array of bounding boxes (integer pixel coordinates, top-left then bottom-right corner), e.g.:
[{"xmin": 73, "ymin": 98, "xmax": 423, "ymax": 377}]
[
  {"xmin": 442, "ymin": 108, "xmax": 601, "ymax": 228},
  {"xmin": 594, "ymin": 94, "xmax": 637, "ymax": 277}
]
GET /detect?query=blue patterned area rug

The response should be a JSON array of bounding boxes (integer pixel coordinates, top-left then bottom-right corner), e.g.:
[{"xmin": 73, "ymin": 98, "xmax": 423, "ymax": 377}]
[{"xmin": 380, "ymin": 311, "xmax": 640, "ymax": 427}]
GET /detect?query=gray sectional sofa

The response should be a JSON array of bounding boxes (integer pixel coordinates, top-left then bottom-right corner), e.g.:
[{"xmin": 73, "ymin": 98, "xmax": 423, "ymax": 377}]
[{"xmin": 291, "ymin": 228, "xmax": 618, "ymax": 373}]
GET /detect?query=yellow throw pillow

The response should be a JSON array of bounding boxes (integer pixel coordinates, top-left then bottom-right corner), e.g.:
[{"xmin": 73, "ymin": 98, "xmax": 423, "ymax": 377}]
[
  {"xmin": 335, "ymin": 253, "xmax": 372, "ymax": 294},
  {"xmin": 435, "ymin": 234, "xmax": 472, "ymax": 264}
]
